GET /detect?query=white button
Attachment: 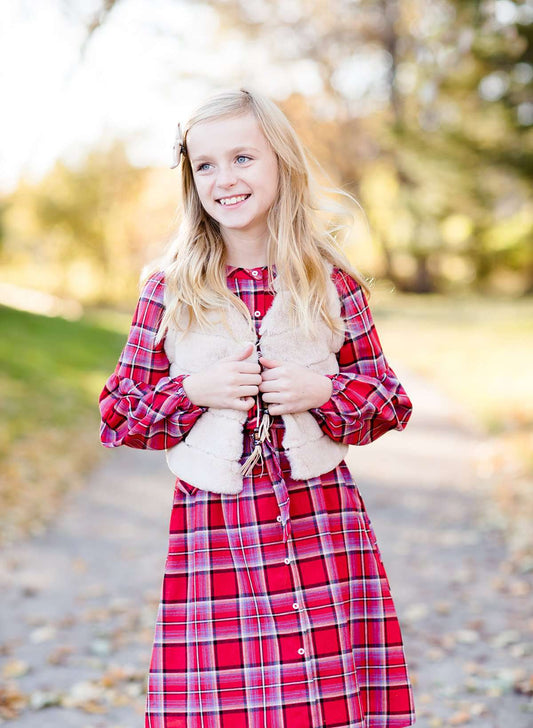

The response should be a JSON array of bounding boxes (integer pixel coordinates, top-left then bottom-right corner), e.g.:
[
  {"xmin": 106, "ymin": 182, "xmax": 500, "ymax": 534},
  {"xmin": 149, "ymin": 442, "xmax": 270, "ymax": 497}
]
[
  {"xmin": 254, "ymin": 310, "xmax": 261, "ymax": 317},
  {"xmin": 298, "ymin": 648, "xmax": 305, "ymax": 655},
  {"xmin": 276, "ymin": 515, "xmax": 282, "ymax": 522},
  {"xmin": 251, "ymin": 270, "xmax": 259, "ymax": 276},
  {"xmin": 284, "ymin": 558, "xmax": 291, "ymax": 565},
  {"xmin": 292, "ymin": 602, "xmax": 299, "ymax": 610}
]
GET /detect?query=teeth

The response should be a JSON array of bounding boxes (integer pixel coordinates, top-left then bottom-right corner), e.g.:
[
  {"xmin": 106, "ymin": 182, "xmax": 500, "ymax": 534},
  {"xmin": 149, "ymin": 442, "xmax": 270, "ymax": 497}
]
[{"xmin": 219, "ymin": 194, "xmax": 249, "ymax": 205}]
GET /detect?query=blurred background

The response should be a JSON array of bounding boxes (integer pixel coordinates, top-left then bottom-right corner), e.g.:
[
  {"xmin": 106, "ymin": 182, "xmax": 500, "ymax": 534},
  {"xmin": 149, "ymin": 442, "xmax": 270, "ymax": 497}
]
[
  {"xmin": 0, "ymin": 0, "xmax": 532, "ymax": 722},
  {"xmin": 1, "ymin": 0, "xmax": 531, "ymax": 545}
]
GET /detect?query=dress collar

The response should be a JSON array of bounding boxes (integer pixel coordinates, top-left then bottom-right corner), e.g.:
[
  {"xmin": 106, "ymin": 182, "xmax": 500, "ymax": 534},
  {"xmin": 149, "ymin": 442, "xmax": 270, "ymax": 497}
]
[{"xmin": 225, "ymin": 263, "xmax": 276, "ymax": 280}]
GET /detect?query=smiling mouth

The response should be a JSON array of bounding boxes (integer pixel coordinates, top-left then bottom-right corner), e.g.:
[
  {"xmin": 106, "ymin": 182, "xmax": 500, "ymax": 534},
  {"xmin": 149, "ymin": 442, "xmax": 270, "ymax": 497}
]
[{"xmin": 217, "ymin": 194, "xmax": 251, "ymax": 206}]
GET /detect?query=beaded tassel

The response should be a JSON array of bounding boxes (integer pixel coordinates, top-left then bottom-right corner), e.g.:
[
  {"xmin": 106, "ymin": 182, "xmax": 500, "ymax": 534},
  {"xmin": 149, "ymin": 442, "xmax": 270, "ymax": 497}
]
[
  {"xmin": 240, "ymin": 402, "xmax": 272, "ymax": 477},
  {"xmin": 240, "ymin": 336, "xmax": 273, "ymax": 477}
]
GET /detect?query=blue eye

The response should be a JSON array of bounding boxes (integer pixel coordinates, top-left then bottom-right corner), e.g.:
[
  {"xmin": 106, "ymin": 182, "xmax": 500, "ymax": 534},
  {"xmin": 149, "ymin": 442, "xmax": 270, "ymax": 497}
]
[{"xmin": 196, "ymin": 155, "xmax": 251, "ymax": 172}]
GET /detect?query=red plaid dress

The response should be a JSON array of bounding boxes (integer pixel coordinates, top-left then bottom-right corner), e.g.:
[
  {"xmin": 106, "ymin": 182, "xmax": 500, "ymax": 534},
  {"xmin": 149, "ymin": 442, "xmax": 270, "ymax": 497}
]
[{"xmin": 99, "ymin": 263, "xmax": 416, "ymax": 728}]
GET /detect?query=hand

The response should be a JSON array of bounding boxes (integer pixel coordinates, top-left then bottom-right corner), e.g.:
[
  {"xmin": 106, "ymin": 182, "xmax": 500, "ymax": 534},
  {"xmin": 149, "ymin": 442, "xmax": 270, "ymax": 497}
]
[
  {"xmin": 182, "ymin": 342, "xmax": 262, "ymax": 411},
  {"xmin": 258, "ymin": 356, "xmax": 333, "ymax": 416}
]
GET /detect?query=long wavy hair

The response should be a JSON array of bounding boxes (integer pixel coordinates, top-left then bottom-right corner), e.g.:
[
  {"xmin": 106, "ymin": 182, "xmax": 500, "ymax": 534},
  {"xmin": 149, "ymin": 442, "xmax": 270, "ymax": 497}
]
[{"xmin": 141, "ymin": 86, "xmax": 371, "ymax": 346}]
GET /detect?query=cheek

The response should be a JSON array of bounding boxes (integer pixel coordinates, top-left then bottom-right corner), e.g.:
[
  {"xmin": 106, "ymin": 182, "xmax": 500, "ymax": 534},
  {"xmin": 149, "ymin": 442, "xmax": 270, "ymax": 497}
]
[
  {"xmin": 253, "ymin": 175, "xmax": 277, "ymax": 206},
  {"xmin": 264, "ymin": 166, "xmax": 279, "ymax": 206},
  {"xmin": 265, "ymin": 180, "xmax": 279, "ymax": 209},
  {"xmin": 193, "ymin": 178, "xmax": 212, "ymax": 207}
]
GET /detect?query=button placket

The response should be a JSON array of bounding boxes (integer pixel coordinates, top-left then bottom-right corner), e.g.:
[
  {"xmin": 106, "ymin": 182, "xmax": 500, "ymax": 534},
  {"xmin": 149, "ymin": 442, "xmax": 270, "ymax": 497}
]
[
  {"xmin": 283, "ymin": 540, "xmax": 316, "ymax": 663},
  {"xmin": 282, "ymin": 545, "xmax": 312, "ymax": 662}
]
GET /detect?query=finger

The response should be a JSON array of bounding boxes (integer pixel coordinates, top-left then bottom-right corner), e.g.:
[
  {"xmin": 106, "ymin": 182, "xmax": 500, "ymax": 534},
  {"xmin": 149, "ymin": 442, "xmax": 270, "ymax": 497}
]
[
  {"xmin": 259, "ymin": 368, "xmax": 280, "ymax": 381},
  {"xmin": 236, "ymin": 396, "xmax": 255, "ymax": 410},
  {"xmin": 239, "ymin": 361, "xmax": 262, "ymax": 373},
  {"xmin": 236, "ymin": 372, "xmax": 262, "ymax": 385},
  {"xmin": 259, "ymin": 380, "xmax": 278, "ymax": 393},
  {"xmin": 258, "ymin": 356, "xmax": 281, "ymax": 368},
  {"xmin": 261, "ymin": 391, "xmax": 283, "ymax": 403},
  {"xmin": 227, "ymin": 343, "xmax": 255, "ymax": 361},
  {"xmin": 240, "ymin": 384, "xmax": 259, "ymax": 397}
]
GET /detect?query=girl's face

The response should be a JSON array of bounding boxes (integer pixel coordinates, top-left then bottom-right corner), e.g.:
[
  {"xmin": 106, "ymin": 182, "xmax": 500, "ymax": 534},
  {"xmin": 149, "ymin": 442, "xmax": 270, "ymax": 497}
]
[{"xmin": 186, "ymin": 112, "xmax": 279, "ymax": 242}]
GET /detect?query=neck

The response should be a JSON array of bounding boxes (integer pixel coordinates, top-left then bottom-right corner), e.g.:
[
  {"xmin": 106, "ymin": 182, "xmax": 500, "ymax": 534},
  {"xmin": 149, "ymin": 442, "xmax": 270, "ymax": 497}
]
[{"xmin": 222, "ymin": 228, "xmax": 269, "ymax": 268}]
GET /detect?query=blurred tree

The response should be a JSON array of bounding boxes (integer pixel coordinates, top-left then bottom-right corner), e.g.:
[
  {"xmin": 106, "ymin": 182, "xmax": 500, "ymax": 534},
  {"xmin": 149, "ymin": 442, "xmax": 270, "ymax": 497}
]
[
  {"xmin": 1, "ymin": 138, "xmax": 177, "ymax": 305},
  {"xmin": 205, "ymin": 0, "xmax": 532, "ymax": 293},
  {"xmin": 4, "ymin": 0, "xmax": 530, "ymax": 298}
]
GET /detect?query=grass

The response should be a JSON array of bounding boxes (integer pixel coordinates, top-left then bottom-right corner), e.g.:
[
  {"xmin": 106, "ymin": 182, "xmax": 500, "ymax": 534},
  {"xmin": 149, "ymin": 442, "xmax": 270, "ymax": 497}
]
[
  {"xmin": 1, "ymin": 293, "xmax": 531, "ymax": 552},
  {"xmin": 369, "ymin": 288, "xmax": 533, "ymax": 556},
  {"xmin": 369, "ymin": 290, "xmax": 533, "ymax": 436},
  {"xmin": 0, "ymin": 304, "xmax": 130, "ymax": 543}
]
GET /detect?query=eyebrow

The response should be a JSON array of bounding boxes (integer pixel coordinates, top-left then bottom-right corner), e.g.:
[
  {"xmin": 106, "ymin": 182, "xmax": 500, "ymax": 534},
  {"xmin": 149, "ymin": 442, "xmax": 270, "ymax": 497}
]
[{"xmin": 190, "ymin": 146, "xmax": 261, "ymax": 163}]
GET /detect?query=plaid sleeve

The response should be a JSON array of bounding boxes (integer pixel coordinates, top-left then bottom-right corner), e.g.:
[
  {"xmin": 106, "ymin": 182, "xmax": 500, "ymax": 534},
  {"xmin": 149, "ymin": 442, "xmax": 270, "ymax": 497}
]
[
  {"xmin": 98, "ymin": 271, "xmax": 208, "ymax": 450},
  {"xmin": 308, "ymin": 267, "xmax": 413, "ymax": 445}
]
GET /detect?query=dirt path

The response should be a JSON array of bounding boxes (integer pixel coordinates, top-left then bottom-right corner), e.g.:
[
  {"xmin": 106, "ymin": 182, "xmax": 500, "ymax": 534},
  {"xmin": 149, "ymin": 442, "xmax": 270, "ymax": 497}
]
[{"xmin": 0, "ymin": 368, "xmax": 531, "ymax": 727}]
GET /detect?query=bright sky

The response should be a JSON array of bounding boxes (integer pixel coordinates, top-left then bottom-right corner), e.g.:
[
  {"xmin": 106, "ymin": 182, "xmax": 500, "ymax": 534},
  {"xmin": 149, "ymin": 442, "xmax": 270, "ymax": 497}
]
[
  {"xmin": 0, "ymin": 0, "xmax": 322, "ymax": 195},
  {"xmin": 0, "ymin": 0, "xmax": 404, "ymax": 196},
  {"xmin": 2, "ymin": 1, "xmax": 527, "ymax": 197}
]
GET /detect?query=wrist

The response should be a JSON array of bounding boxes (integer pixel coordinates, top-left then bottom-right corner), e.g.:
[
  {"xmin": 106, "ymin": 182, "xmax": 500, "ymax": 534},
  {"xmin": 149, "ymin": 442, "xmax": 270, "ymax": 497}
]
[
  {"xmin": 182, "ymin": 374, "xmax": 199, "ymax": 406},
  {"xmin": 315, "ymin": 374, "xmax": 333, "ymax": 408}
]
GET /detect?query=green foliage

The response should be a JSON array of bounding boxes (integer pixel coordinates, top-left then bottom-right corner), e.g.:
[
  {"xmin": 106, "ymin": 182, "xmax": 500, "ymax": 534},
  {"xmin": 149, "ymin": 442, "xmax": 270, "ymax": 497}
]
[
  {"xmin": 0, "ymin": 303, "xmax": 128, "ymax": 541},
  {"xmin": 0, "ymin": 138, "xmax": 177, "ymax": 306},
  {"xmin": 0, "ymin": 304, "xmax": 124, "ymax": 448},
  {"xmin": 215, "ymin": 0, "xmax": 533, "ymax": 294},
  {"xmin": 372, "ymin": 289, "xmax": 533, "ymax": 437},
  {"xmin": 0, "ymin": 0, "xmax": 531, "ymax": 298}
]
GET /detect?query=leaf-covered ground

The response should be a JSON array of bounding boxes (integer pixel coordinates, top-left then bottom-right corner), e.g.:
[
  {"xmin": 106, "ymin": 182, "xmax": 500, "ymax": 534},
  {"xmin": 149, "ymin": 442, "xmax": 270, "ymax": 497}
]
[
  {"xmin": 0, "ymin": 367, "xmax": 531, "ymax": 726},
  {"xmin": 0, "ymin": 303, "xmax": 129, "ymax": 545}
]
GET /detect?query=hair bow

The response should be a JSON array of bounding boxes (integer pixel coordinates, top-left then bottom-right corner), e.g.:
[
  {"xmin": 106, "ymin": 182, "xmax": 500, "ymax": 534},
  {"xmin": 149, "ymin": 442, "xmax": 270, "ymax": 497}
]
[{"xmin": 170, "ymin": 122, "xmax": 186, "ymax": 169}]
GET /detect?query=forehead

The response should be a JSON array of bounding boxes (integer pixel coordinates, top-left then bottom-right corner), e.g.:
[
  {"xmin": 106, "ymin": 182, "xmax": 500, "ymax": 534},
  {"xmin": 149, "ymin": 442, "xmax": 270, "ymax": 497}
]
[{"xmin": 187, "ymin": 112, "xmax": 267, "ymax": 159}]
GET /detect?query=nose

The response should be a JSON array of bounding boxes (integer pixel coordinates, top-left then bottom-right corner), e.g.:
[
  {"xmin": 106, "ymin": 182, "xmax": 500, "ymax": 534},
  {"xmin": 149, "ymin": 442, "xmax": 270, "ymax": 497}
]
[{"xmin": 216, "ymin": 164, "xmax": 238, "ymax": 188}]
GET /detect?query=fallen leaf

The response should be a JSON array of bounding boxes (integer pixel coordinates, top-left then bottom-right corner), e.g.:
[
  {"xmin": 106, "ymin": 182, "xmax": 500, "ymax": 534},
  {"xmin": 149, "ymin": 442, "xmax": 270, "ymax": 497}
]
[
  {"xmin": 490, "ymin": 629, "xmax": 521, "ymax": 648},
  {"xmin": 449, "ymin": 709, "xmax": 471, "ymax": 725},
  {"xmin": 404, "ymin": 603, "xmax": 429, "ymax": 621},
  {"xmin": 0, "ymin": 682, "xmax": 28, "ymax": 719},
  {"xmin": 47, "ymin": 645, "xmax": 74, "ymax": 665},
  {"xmin": 29, "ymin": 625, "xmax": 57, "ymax": 644},
  {"xmin": 455, "ymin": 629, "xmax": 479, "ymax": 644},
  {"xmin": 76, "ymin": 698, "xmax": 108, "ymax": 714},
  {"xmin": 29, "ymin": 690, "xmax": 62, "ymax": 710},
  {"xmin": 1, "ymin": 659, "xmax": 30, "ymax": 678},
  {"xmin": 513, "ymin": 674, "xmax": 533, "ymax": 696}
]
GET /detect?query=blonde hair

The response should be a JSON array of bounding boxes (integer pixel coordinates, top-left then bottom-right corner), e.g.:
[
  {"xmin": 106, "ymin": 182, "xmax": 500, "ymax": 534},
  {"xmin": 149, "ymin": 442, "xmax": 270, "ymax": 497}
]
[{"xmin": 141, "ymin": 86, "xmax": 371, "ymax": 346}]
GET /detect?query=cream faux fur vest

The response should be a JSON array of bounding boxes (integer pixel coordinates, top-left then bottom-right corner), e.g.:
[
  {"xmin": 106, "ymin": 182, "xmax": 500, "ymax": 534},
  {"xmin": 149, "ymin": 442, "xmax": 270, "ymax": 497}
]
[{"xmin": 162, "ymin": 261, "xmax": 349, "ymax": 494}]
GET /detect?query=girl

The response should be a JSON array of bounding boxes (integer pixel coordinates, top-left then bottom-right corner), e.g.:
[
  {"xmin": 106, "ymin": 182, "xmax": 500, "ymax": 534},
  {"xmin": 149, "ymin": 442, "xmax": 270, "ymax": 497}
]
[{"xmin": 99, "ymin": 87, "xmax": 416, "ymax": 728}]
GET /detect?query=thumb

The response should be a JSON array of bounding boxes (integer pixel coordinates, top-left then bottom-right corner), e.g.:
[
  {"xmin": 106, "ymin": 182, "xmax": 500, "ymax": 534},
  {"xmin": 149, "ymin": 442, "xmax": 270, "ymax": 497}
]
[
  {"xmin": 258, "ymin": 355, "xmax": 279, "ymax": 367},
  {"xmin": 227, "ymin": 342, "xmax": 255, "ymax": 360}
]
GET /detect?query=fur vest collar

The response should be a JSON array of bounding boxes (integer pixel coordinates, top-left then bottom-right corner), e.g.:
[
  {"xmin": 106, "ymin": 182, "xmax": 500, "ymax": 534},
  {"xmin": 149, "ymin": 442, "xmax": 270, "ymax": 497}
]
[{"xmin": 163, "ymin": 261, "xmax": 348, "ymax": 494}]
